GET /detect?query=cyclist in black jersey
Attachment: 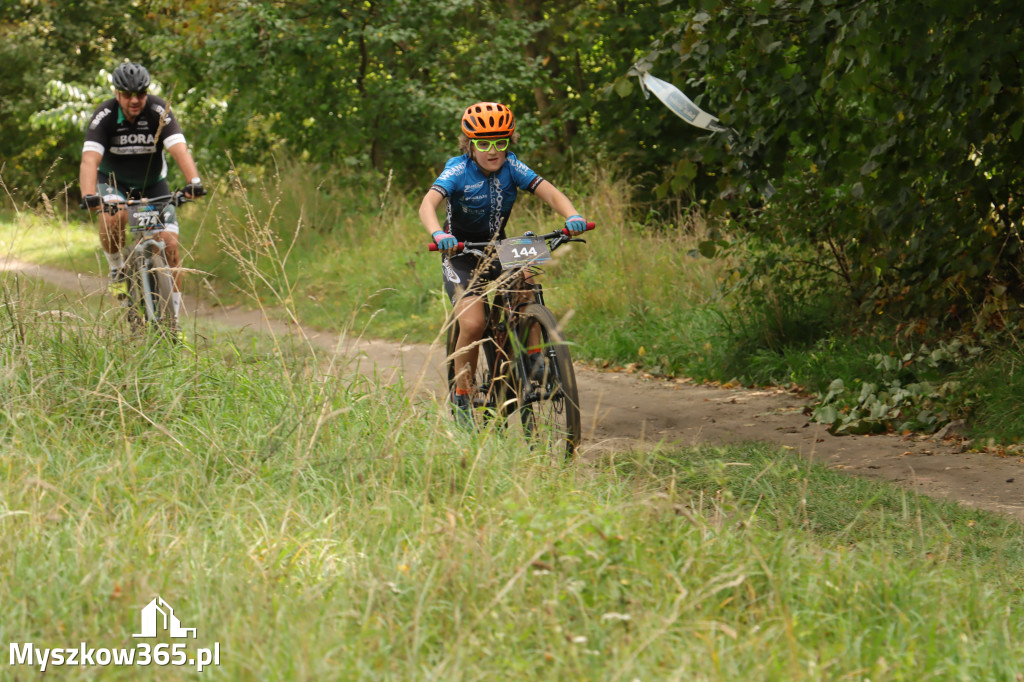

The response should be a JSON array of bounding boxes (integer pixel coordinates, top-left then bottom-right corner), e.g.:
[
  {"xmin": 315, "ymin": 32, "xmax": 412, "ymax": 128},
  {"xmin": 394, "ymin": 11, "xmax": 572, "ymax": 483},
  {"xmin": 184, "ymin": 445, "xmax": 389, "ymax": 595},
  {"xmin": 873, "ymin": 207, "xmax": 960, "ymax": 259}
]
[
  {"xmin": 419, "ymin": 102, "xmax": 588, "ymax": 425},
  {"xmin": 79, "ymin": 61, "xmax": 205, "ymax": 333}
]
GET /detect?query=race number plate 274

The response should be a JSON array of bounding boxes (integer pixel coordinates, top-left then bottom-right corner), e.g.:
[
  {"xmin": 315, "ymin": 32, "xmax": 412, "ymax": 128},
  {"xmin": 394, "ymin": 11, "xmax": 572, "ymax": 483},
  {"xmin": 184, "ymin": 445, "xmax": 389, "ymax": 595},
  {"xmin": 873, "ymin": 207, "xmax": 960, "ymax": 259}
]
[
  {"xmin": 128, "ymin": 206, "xmax": 163, "ymax": 229},
  {"xmin": 497, "ymin": 236, "xmax": 551, "ymax": 269}
]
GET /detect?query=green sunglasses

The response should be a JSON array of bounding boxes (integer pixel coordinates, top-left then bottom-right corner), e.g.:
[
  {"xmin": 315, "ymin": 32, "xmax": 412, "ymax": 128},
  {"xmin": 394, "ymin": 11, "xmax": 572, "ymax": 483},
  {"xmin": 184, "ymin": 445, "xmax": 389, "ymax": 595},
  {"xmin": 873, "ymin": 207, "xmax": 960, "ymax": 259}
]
[{"xmin": 471, "ymin": 138, "xmax": 510, "ymax": 152}]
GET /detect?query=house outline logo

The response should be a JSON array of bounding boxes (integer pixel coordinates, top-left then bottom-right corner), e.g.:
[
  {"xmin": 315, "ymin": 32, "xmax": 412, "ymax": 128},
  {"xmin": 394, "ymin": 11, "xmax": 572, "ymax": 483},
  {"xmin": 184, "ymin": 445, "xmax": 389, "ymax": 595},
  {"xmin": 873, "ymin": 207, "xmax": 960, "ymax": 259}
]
[{"xmin": 132, "ymin": 596, "xmax": 197, "ymax": 639}]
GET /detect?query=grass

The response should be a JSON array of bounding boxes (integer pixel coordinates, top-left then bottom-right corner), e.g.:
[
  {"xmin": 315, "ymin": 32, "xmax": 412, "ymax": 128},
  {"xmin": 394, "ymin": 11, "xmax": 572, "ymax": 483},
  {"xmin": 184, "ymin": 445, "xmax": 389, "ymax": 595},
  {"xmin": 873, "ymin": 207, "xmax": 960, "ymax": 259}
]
[
  {"xmin": 2, "ymin": 277, "xmax": 1023, "ymax": 679},
  {"xmin": 0, "ymin": 209, "xmax": 101, "ymax": 272},
  {"xmin": 965, "ymin": 348, "xmax": 1024, "ymax": 443}
]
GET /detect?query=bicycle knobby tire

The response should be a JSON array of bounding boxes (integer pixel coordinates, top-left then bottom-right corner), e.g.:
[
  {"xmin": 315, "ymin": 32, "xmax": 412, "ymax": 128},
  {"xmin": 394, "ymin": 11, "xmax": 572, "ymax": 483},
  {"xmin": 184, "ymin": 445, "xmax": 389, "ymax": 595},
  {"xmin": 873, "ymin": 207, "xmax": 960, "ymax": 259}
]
[
  {"xmin": 513, "ymin": 303, "xmax": 582, "ymax": 457},
  {"xmin": 124, "ymin": 250, "xmax": 175, "ymax": 336},
  {"xmin": 148, "ymin": 252, "xmax": 176, "ymax": 335},
  {"xmin": 123, "ymin": 253, "xmax": 147, "ymax": 330}
]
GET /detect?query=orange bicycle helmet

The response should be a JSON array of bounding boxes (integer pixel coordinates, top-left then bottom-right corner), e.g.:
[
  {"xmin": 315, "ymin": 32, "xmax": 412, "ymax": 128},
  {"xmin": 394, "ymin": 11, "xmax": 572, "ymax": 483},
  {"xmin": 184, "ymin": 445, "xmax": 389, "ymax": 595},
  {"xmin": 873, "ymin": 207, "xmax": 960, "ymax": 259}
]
[{"xmin": 461, "ymin": 102, "xmax": 516, "ymax": 139}]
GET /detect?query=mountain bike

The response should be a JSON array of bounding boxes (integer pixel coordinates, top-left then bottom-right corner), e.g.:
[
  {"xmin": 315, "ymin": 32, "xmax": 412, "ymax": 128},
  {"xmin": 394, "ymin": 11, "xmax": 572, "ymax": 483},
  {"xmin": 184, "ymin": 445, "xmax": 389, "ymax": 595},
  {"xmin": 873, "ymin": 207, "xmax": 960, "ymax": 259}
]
[
  {"xmin": 429, "ymin": 223, "xmax": 595, "ymax": 457},
  {"xmin": 82, "ymin": 191, "xmax": 191, "ymax": 338}
]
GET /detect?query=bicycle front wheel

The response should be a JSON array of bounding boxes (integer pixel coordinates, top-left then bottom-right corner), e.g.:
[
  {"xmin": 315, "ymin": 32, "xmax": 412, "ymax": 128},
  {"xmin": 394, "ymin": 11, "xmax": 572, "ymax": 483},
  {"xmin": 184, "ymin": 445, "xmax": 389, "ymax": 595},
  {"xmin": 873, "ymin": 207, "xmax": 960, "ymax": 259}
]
[
  {"xmin": 512, "ymin": 303, "xmax": 582, "ymax": 457},
  {"xmin": 122, "ymin": 253, "xmax": 147, "ymax": 331},
  {"xmin": 147, "ymin": 252, "xmax": 176, "ymax": 337}
]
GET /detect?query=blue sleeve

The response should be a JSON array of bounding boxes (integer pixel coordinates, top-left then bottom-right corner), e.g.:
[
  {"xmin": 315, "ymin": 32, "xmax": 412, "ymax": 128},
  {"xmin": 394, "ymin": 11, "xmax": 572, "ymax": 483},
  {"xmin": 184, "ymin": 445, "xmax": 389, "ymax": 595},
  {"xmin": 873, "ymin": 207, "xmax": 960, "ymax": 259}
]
[
  {"xmin": 431, "ymin": 155, "xmax": 468, "ymax": 198},
  {"xmin": 506, "ymin": 152, "xmax": 544, "ymax": 193}
]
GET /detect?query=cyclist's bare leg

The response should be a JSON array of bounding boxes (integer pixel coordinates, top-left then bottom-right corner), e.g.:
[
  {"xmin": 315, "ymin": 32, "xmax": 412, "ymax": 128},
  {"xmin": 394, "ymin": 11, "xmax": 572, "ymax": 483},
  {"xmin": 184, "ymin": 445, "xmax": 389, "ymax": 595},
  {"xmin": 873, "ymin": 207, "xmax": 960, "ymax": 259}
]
[
  {"xmin": 157, "ymin": 231, "xmax": 182, "ymax": 292},
  {"xmin": 452, "ymin": 294, "xmax": 487, "ymax": 395},
  {"xmin": 98, "ymin": 208, "xmax": 127, "ymax": 256}
]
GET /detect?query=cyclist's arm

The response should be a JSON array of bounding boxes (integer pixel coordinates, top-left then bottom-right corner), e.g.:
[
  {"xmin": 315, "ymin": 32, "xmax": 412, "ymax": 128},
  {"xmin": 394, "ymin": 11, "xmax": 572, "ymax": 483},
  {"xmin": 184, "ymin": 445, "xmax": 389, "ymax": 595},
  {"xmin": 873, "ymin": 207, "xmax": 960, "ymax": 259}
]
[
  {"xmin": 533, "ymin": 180, "xmax": 580, "ymax": 221},
  {"xmin": 79, "ymin": 150, "xmax": 103, "ymax": 198},
  {"xmin": 166, "ymin": 140, "xmax": 201, "ymax": 188},
  {"xmin": 419, "ymin": 187, "xmax": 446, "ymax": 237}
]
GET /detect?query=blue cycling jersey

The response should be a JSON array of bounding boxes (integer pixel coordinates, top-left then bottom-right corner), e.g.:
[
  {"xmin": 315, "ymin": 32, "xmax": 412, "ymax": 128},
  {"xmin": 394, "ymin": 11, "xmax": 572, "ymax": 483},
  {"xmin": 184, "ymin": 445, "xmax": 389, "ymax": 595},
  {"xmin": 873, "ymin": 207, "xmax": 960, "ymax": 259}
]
[{"xmin": 430, "ymin": 152, "xmax": 545, "ymax": 243}]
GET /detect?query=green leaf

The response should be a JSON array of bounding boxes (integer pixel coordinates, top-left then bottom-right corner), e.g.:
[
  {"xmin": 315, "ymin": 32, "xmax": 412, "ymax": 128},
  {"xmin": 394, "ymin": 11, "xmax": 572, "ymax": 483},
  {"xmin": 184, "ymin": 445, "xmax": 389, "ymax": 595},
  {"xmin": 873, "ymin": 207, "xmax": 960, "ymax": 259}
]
[
  {"xmin": 1010, "ymin": 119, "xmax": 1023, "ymax": 141},
  {"xmin": 675, "ymin": 159, "xmax": 698, "ymax": 182},
  {"xmin": 813, "ymin": 405, "xmax": 839, "ymax": 424},
  {"xmin": 823, "ymin": 378, "xmax": 845, "ymax": 403},
  {"xmin": 614, "ymin": 78, "xmax": 634, "ymax": 98},
  {"xmin": 698, "ymin": 240, "xmax": 718, "ymax": 258}
]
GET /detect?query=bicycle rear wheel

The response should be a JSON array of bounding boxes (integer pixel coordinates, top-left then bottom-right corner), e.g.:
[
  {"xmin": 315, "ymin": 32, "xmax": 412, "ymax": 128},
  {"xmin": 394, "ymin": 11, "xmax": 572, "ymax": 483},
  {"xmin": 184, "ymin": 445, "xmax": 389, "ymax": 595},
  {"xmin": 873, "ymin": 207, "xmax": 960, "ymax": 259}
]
[
  {"xmin": 446, "ymin": 311, "xmax": 513, "ymax": 421},
  {"xmin": 512, "ymin": 303, "xmax": 582, "ymax": 457}
]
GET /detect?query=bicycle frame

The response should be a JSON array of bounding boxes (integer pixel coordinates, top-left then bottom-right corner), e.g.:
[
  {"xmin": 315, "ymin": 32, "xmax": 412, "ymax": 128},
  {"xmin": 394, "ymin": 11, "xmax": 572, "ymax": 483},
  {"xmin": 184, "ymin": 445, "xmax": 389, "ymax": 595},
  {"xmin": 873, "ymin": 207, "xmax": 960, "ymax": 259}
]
[{"xmin": 486, "ymin": 269, "xmax": 544, "ymax": 391}]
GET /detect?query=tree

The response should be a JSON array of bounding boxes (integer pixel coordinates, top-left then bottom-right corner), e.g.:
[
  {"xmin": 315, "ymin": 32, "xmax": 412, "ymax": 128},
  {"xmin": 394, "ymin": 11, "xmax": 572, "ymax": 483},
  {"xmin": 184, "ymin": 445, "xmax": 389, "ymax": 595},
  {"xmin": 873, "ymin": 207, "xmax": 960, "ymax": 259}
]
[
  {"xmin": 2, "ymin": 0, "xmax": 160, "ymax": 202},
  {"xmin": 634, "ymin": 0, "xmax": 1024, "ymax": 325}
]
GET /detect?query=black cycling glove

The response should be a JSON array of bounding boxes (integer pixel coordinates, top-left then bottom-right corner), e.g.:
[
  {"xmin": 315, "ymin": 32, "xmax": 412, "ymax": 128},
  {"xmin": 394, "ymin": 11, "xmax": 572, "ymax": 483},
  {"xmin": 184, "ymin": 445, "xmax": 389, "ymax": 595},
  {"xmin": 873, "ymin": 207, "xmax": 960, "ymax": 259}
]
[{"xmin": 184, "ymin": 179, "xmax": 206, "ymax": 198}]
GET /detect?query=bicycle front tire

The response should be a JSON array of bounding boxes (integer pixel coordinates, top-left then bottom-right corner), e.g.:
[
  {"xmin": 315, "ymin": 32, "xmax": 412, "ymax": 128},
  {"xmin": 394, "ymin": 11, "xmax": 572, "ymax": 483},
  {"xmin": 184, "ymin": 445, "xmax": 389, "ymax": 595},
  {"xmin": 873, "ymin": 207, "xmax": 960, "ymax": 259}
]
[
  {"xmin": 148, "ymin": 252, "xmax": 176, "ymax": 336},
  {"xmin": 123, "ymin": 253, "xmax": 147, "ymax": 330},
  {"xmin": 513, "ymin": 303, "xmax": 582, "ymax": 457}
]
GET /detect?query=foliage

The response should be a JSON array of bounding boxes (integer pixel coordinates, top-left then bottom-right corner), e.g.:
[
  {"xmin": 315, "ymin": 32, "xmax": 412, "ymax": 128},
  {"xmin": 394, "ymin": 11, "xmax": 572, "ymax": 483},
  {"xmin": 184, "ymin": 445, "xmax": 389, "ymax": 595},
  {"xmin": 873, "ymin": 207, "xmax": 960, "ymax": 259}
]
[
  {"xmin": 30, "ymin": 71, "xmax": 116, "ymax": 133},
  {"xmin": 5, "ymin": 1, "xmax": 675, "ymax": 196},
  {"xmin": 812, "ymin": 337, "xmax": 983, "ymax": 435},
  {"xmin": 957, "ymin": 346, "xmax": 1024, "ymax": 444},
  {"xmin": 636, "ymin": 0, "xmax": 1024, "ymax": 326},
  {"xmin": 0, "ymin": 0, "xmax": 159, "ymax": 202},
  {"xmin": 151, "ymin": 0, "xmax": 678, "ymax": 182}
]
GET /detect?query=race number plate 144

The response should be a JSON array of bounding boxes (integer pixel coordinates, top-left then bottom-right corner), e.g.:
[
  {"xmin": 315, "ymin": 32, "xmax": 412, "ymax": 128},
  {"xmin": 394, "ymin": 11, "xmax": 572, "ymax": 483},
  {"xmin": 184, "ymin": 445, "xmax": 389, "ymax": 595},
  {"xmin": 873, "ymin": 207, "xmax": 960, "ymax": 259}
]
[{"xmin": 497, "ymin": 236, "xmax": 551, "ymax": 269}]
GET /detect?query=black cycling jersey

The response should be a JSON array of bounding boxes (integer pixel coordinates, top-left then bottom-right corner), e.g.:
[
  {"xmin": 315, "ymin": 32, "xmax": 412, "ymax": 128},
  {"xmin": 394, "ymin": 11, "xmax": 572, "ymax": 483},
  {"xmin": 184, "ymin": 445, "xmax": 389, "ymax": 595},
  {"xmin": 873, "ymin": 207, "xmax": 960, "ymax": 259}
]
[{"xmin": 83, "ymin": 95, "xmax": 185, "ymax": 190}]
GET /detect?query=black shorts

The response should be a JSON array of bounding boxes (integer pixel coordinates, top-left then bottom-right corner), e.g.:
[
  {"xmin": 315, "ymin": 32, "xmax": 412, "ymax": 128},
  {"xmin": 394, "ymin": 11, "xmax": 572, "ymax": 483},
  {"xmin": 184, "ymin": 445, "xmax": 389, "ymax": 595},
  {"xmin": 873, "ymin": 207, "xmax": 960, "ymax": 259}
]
[
  {"xmin": 441, "ymin": 252, "xmax": 503, "ymax": 305},
  {"xmin": 97, "ymin": 173, "xmax": 170, "ymax": 200}
]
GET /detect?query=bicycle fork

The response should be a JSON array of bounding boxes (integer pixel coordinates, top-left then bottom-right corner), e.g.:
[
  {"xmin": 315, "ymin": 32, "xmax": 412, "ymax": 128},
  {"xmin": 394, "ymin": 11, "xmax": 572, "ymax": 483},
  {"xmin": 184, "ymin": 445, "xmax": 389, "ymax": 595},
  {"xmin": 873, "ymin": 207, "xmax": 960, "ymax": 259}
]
[{"xmin": 133, "ymin": 237, "xmax": 165, "ymax": 323}]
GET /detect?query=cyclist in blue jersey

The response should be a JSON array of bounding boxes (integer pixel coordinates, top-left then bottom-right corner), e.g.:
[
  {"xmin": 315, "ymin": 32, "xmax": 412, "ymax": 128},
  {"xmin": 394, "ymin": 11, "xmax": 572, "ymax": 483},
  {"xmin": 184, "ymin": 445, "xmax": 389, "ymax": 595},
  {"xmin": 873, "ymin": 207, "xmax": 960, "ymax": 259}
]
[{"xmin": 419, "ymin": 101, "xmax": 588, "ymax": 424}]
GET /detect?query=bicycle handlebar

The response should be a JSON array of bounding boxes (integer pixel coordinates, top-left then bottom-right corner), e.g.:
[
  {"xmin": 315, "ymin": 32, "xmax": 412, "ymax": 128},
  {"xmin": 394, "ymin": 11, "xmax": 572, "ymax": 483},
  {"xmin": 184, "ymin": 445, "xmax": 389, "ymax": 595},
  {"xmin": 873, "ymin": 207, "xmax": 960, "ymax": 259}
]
[
  {"xmin": 427, "ymin": 222, "xmax": 596, "ymax": 252},
  {"xmin": 80, "ymin": 190, "xmax": 195, "ymax": 213}
]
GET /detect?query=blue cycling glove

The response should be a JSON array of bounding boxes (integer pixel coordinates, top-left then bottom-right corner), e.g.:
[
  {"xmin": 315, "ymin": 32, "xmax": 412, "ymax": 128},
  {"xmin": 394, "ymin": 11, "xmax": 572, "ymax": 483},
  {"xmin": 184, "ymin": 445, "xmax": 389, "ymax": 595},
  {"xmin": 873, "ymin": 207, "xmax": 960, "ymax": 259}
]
[
  {"xmin": 433, "ymin": 230, "xmax": 458, "ymax": 255},
  {"xmin": 565, "ymin": 214, "xmax": 587, "ymax": 235}
]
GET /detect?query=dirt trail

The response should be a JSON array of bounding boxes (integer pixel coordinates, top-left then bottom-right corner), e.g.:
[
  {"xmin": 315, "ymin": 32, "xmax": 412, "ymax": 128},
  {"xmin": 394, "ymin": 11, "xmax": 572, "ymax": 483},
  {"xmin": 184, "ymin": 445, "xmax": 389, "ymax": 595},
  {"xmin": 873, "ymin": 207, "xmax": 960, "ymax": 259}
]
[{"xmin": 4, "ymin": 256, "xmax": 1023, "ymax": 521}]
